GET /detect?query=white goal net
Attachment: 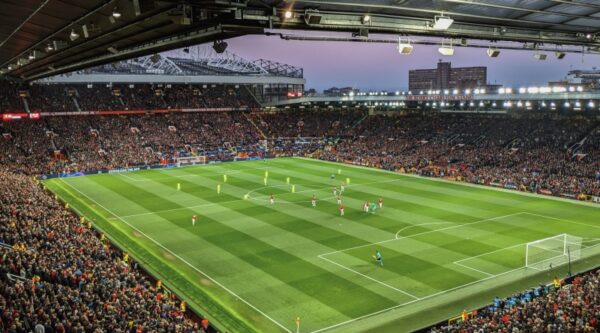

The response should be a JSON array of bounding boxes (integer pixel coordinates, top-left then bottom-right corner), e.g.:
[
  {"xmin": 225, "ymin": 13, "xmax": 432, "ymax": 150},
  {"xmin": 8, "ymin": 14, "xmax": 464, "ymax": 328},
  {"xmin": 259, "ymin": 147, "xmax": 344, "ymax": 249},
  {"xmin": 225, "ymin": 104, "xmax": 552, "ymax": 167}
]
[{"xmin": 525, "ymin": 234, "xmax": 582, "ymax": 270}]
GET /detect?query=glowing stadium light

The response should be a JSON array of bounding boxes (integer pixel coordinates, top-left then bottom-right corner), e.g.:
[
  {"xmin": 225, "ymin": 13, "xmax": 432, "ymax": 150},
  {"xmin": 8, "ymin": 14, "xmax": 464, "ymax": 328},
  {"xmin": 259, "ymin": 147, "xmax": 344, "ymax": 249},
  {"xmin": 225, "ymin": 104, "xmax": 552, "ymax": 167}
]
[
  {"xmin": 469, "ymin": 102, "xmax": 474, "ymax": 107},
  {"xmin": 550, "ymin": 102, "xmax": 556, "ymax": 109},
  {"xmin": 517, "ymin": 101, "xmax": 523, "ymax": 107},
  {"xmin": 504, "ymin": 101, "xmax": 512, "ymax": 108},
  {"xmin": 568, "ymin": 86, "xmax": 576, "ymax": 92},
  {"xmin": 460, "ymin": 102, "xmax": 465, "ymax": 107},
  {"xmin": 518, "ymin": 87, "xmax": 526, "ymax": 94},
  {"xmin": 45, "ymin": 43, "xmax": 53, "ymax": 52},
  {"xmin": 480, "ymin": 88, "xmax": 486, "ymax": 94},
  {"xmin": 474, "ymin": 89, "xmax": 480, "ymax": 94},
  {"xmin": 539, "ymin": 87, "xmax": 551, "ymax": 94},
  {"xmin": 525, "ymin": 101, "xmax": 531, "ymax": 107},
  {"xmin": 541, "ymin": 101, "xmax": 547, "ymax": 107},
  {"xmin": 577, "ymin": 86, "xmax": 584, "ymax": 92},
  {"xmin": 487, "ymin": 47, "xmax": 500, "ymax": 58},
  {"xmin": 398, "ymin": 38, "xmax": 413, "ymax": 55},
  {"xmin": 419, "ymin": 91, "xmax": 424, "ymax": 95},
  {"xmin": 112, "ymin": 7, "xmax": 122, "ymax": 18},
  {"xmin": 361, "ymin": 14, "xmax": 371, "ymax": 24},
  {"xmin": 505, "ymin": 88, "xmax": 513, "ymax": 94},
  {"xmin": 425, "ymin": 102, "xmax": 430, "ymax": 106},
  {"xmin": 527, "ymin": 87, "xmax": 539, "ymax": 94},
  {"xmin": 564, "ymin": 101, "xmax": 571, "ymax": 108},
  {"xmin": 464, "ymin": 89, "xmax": 471, "ymax": 94},
  {"xmin": 552, "ymin": 86, "xmax": 566, "ymax": 93},
  {"xmin": 433, "ymin": 15, "xmax": 454, "ymax": 30},
  {"xmin": 438, "ymin": 44, "xmax": 454, "ymax": 56},
  {"xmin": 588, "ymin": 101, "xmax": 595, "ymax": 108},
  {"xmin": 349, "ymin": 91, "xmax": 355, "ymax": 97},
  {"xmin": 575, "ymin": 101, "xmax": 581, "ymax": 108},
  {"xmin": 492, "ymin": 102, "xmax": 497, "ymax": 108},
  {"xmin": 452, "ymin": 89, "xmax": 458, "ymax": 95},
  {"xmin": 284, "ymin": 10, "xmax": 293, "ymax": 19},
  {"xmin": 498, "ymin": 88, "xmax": 505, "ymax": 94},
  {"xmin": 443, "ymin": 89, "xmax": 449, "ymax": 95},
  {"xmin": 479, "ymin": 101, "xmax": 484, "ymax": 107},
  {"xmin": 69, "ymin": 29, "xmax": 80, "ymax": 41}
]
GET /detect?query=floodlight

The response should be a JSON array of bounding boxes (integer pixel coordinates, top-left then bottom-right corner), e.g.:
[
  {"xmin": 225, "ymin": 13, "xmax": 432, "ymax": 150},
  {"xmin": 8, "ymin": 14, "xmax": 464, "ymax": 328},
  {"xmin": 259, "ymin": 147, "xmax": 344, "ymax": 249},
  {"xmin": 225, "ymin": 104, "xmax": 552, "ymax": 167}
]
[
  {"xmin": 398, "ymin": 38, "xmax": 413, "ymax": 55},
  {"xmin": 304, "ymin": 10, "xmax": 322, "ymax": 25},
  {"xmin": 112, "ymin": 7, "xmax": 122, "ymax": 18},
  {"xmin": 433, "ymin": 15, "xmax": 454, "ymax": 30},
  {"xmin": 69, "ymin": 29, "xmax": 80, "ymax": 41},
  {"xmin": 284, "ymin": 10, "xmax": 292, "ymax": 19},
  {"xmin": 487, "ymin": 47, "xmax": 500, "ymax": 58},
  {"xmin": 212, "ymin": 40, "xmax": 228, "ymax": 53},
  {"xmin": 361, "ymin": 14, "xmax": 371, "ymax": 24},
  {"xmin": 45, "ymin": 43, "xmax": 53, "ymax": 52},
  {"xmin": 438, "ymin": 39, "xmax": 454, "ymax": 56}
]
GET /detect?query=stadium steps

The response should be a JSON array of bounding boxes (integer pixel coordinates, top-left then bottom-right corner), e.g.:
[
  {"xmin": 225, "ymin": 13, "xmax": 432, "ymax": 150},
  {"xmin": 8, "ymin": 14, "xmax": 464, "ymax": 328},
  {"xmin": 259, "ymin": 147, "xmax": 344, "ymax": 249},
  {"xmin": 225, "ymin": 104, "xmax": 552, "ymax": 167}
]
[
  {"xmin": 21, "ymin": 97, "xmax": 30, "ymax": 113},
  {"xmin": 72, "ymin": 96, "xmax": 82, "ymax": 112},
  {"xmin": 242, "ymin": 85, "xmax": 262, "ymax": 107},
  {"xmin": 504, "ymin": 137, "xmax": 520, "ymax": 149},
  {"xmin": 350, "ymin": 113, "xmax": 369, "ymax": 129},
  {"xmin": 568, "ymin": 121, "xmax": 599, "ymax": 156},
  {"xmin": 242, "ymin": 112, "xmax": 268, "ymax": 140}
]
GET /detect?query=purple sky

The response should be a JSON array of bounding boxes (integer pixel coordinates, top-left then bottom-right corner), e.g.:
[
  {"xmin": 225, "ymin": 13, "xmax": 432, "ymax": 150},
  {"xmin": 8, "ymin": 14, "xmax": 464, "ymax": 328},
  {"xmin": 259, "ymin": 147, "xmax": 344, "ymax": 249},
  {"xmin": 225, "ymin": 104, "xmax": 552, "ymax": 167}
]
[{"xmin": 221, "ymin": 32, "xmax": 600, "ymax": 92}]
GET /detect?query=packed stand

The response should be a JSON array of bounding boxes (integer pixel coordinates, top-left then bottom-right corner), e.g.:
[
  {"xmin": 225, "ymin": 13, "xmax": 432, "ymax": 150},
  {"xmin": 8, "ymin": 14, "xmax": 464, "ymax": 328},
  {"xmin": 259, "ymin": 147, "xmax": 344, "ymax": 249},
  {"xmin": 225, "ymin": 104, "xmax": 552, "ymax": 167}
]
[
  {"xmin": 428, "ymin": 270, "xmax": 600, "ymax": 332},
  {"xmin": 0, "ymin": 171, "xmax": 210, "ymax": 332}
]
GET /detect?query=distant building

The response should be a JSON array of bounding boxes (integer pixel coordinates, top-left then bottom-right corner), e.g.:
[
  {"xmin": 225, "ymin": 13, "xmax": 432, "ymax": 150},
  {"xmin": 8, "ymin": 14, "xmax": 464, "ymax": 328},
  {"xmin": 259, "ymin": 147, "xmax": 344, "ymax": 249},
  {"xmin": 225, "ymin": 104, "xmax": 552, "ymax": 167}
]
[
  {"xmin": 549, "ymin": 69, "xmax": 600, "ymax": 90},
  {"xmin": 409, "ymin": 60, "xmax": 487, "ymax": 91},
  {"xmin": 323, "ymin": 86, "xmax": 359, "ymax": 96}
]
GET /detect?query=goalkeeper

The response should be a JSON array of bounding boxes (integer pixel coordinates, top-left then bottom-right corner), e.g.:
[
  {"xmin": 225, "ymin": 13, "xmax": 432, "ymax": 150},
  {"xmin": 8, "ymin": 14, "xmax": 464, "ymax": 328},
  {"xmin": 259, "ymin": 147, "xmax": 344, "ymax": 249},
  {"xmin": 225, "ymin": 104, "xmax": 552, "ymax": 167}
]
[{"xmin": 374, "ymin": 250, "xmax": 383, "ymax": 266}]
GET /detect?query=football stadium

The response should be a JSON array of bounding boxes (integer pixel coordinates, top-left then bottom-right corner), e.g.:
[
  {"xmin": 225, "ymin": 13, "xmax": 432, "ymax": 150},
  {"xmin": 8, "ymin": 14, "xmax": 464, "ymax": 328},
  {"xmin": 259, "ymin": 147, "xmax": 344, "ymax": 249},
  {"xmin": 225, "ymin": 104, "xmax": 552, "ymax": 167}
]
[{"xmin": 1, "ymin": 1, "xmax": 600, "ymax": 332}]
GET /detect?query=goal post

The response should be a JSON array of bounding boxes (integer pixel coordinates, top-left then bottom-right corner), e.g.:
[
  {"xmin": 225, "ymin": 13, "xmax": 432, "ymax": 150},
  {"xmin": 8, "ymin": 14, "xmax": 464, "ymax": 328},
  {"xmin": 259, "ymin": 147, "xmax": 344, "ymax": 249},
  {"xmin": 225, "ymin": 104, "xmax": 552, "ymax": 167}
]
[{"xmin": 525, "ymin": 234, "xmax": 582, "ymax": 270}]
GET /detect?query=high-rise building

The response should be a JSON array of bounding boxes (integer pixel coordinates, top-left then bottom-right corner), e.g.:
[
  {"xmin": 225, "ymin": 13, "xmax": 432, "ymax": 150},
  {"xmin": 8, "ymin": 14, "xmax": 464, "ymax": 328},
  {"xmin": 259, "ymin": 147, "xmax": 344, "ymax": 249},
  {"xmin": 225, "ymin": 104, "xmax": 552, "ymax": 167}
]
[{"xmin": 409, "ymin": 60, "xmax": 487, "ymax": 91}]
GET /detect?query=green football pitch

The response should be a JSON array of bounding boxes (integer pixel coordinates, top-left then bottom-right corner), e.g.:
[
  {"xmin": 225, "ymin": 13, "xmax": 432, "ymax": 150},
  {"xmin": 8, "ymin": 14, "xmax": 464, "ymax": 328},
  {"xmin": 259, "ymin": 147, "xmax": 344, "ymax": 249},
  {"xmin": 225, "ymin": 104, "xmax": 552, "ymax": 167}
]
[{"xmin": 44, "ymin": 157, "xmax": 600, "ymax": 333}]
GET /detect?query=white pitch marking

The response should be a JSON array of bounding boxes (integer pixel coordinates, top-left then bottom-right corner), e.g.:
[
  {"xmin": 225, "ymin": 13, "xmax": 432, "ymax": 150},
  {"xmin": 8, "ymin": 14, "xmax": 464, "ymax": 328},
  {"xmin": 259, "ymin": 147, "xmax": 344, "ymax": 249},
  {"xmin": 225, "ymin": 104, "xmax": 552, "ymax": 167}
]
[
  {"xmin": 58, "ymin": 179, "xmax": 293, "ymax": 333},
  {"xmin": 317, "ymin": 254, "xmax": 420, "ymax": 300},
  {"xmin": 452, "ymin": 261, "xmax": 494, "ymax": 277},
  {"xmin": 319, "ymin": 212, "xmax": 527, "ymax": 257},
  {"xmin": 395, "ymin": 222, "xmax": 452, "ymax": 239}
]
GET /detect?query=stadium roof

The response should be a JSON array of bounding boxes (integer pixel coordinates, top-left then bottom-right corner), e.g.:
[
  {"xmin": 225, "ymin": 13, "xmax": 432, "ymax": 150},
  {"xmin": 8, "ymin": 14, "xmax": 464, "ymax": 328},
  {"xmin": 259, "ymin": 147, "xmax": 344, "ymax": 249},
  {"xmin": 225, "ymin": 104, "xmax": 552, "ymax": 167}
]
[{"xmin": 2, "ymin": 0, "xmax": 600, "ymax": 81}]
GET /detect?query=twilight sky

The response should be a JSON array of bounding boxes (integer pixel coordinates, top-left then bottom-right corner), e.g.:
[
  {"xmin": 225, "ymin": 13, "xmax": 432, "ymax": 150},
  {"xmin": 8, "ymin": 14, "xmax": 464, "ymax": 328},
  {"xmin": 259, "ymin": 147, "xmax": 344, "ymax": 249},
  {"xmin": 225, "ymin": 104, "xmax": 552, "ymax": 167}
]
[{"xmin": 214, "ymin": 32, "xmax": 600, "ymax": 92}]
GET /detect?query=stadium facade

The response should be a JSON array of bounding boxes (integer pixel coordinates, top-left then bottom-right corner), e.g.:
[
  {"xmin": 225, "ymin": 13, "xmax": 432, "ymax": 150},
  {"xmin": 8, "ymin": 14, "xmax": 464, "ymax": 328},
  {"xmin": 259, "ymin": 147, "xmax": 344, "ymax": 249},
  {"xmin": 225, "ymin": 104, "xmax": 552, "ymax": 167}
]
[{"xmin": 35, "ymin": 50, "xmax": 305, "ymax": 106}]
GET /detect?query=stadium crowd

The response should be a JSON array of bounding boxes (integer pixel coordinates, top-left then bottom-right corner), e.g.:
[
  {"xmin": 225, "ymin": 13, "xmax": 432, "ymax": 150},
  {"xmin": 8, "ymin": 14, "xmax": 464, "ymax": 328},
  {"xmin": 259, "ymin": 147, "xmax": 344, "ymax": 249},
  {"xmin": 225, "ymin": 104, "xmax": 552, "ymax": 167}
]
[
  {"xmin": 1, "ymin": 105, "xmax": 599, "ymax": 198},
  {"xmin": 428, "ymin": 269, "xmax": 600, "ymax": 332},
  {"xmin": 0, "ymin": 83, "xmax": 599, "ymax": 332},
  {"xmin": 0, "ymin": 171, "xmax": 210, "ymax": 332},
  {"xmin": 0, "ymin": 81, "xmax": 258, "ymax": 113}
]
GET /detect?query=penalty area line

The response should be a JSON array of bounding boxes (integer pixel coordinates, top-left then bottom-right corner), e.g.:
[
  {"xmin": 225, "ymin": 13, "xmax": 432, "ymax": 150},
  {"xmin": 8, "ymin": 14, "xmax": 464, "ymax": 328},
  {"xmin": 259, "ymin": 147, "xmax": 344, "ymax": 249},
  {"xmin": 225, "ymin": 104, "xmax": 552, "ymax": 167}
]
[
  {"xmin": 57, "ymin": 179, "xmax": 293, "ymax": 333},
  {"xmin": 317, "ymin": 254, "xmax": 421, "ymax": 301}
]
